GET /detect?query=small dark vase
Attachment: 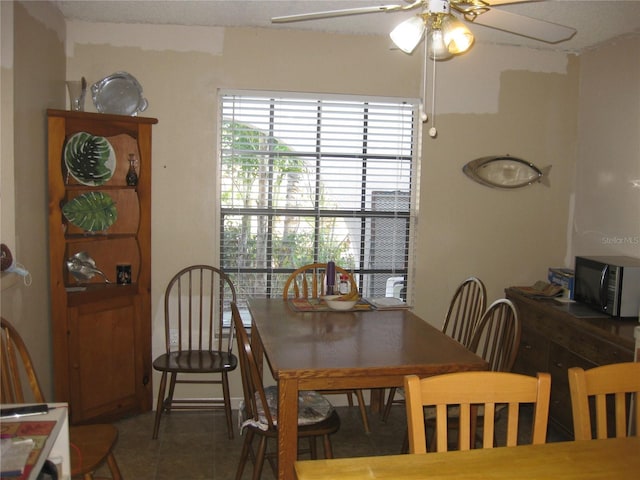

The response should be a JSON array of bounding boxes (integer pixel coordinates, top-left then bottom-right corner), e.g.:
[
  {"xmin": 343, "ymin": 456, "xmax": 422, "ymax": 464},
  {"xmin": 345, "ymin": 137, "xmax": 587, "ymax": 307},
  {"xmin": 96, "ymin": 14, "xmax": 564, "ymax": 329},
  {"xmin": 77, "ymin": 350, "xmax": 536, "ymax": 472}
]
[{"xmin": 126, "ymin": 154, "xmax": 138, "ymax": 186}]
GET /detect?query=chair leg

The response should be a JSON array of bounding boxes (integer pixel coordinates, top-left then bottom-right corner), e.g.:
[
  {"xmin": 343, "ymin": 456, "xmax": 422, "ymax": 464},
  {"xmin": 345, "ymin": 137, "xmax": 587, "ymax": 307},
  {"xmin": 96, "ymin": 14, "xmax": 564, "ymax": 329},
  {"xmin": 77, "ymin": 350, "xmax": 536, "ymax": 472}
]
[
  {"xmin": 346, "ymin": 392, "xmax": 354, "ymax": 407},
  {"xmin": 381, "ymin": 387, "xmax": 396, "ymax": 422},
  {"xmin": 152, "ymin": 371, "xmax": 169, "ymax": 439},
  {"xmin": 355, "ymin": 389, "xmax": 371, "ymax": 433},
  {"xmin": 235, "ymin": 430, "xmax": 254, "ymax": 480},
  {"xmin": 222, "ymin": 371, "xmax": 234, "ymax": 439},
  {"xmin": 323, "ymin": 434, "xmax": 334, "ymax": 459},
  {"xmin": 165, "ymin": 372, "xmax": 178, "ymax": 414},
  {"xmin": 253, "ymin": 436, "xmax": 268, "ymax": 480},
  {"xmin": 106, "ymin": 452, "xmax": 122, "ymax": 480},
  {"xmin": 308, "ymin": 437, "xmax": 318, "ymax": 459}
]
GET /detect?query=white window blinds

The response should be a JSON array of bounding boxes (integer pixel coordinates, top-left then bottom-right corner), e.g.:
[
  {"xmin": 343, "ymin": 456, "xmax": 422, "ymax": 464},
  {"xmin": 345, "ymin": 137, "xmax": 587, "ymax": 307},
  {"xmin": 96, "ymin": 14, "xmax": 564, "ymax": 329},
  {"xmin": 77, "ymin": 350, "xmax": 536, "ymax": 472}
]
[{"xmin": 219, "ymin": 90, "xmax": 419, "ymax": 305}]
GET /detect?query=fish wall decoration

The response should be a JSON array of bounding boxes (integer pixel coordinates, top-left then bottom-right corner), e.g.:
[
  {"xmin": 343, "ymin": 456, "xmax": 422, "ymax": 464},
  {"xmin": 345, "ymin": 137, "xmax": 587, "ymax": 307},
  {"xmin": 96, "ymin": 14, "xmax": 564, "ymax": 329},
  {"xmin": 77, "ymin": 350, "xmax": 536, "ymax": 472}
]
[{"xmin": 463, "ymin": 155, "xmax": 551, "ymax": 189}]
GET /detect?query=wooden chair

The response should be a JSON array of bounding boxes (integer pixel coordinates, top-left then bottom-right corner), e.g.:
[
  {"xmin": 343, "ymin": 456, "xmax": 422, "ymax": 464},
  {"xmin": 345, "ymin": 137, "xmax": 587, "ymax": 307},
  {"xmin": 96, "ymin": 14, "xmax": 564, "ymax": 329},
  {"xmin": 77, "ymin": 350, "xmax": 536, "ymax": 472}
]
[
  {"xmin": 1, "ymin": 317, "xmax": 122, "ymax": 479},
  {"xmin": 468, "ymin": 298, "xmax": 521, "ymax": 373},
  {"xmin": 382, "ymin": 276, "xmax": 487, "ymax": 421},
  {"xmin": 152, "ymin": 265, "xmax": 238, "ymax": 439},
  {"xmin": 231, "ymin": 302, "xmax": 340, "ymax": 480},
  {"xmin": 282, "ymin": 262, "xmax": 358, "ymax": 299},
  {"xmin": 405, "ymin": 371, "xmax": 551, "ymax": 453},
  {"xmin": 568, "ymin": 362, "xmax": 640, "ymax": 440},
  {"xmin": 442, "ymin": 276, "xmax": 487, "ymax": 347},
  {"xmin": 282, "ymin": 263, "xmax": 370, "ymax": 433}
]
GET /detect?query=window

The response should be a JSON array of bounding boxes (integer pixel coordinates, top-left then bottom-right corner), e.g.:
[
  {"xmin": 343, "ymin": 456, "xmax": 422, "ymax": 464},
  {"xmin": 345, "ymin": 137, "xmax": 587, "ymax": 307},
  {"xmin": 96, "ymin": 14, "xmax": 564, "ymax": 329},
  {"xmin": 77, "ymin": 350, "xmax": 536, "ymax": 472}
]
[{"xmin": 219, "ymin": 90, "xmax": 419, "ymax": 314}]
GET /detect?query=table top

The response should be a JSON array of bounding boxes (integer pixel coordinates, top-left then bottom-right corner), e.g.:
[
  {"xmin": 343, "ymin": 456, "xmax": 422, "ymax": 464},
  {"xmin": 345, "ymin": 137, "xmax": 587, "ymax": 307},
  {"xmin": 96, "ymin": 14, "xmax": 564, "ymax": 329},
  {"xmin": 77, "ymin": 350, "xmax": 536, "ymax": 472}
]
[
  {"xmin": 295, "ymin": 436, "xmax": 640, "ymax": 479},
  {"xmin": 248, "ymin": 298, "xmax": 487, "ymax": 385}
]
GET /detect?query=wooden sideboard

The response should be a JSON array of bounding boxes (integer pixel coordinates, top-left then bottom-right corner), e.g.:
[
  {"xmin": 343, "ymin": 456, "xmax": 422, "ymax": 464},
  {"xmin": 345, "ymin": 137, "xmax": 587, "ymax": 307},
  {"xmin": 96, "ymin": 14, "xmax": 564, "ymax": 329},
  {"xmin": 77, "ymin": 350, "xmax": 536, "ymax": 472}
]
[{"xmin": 505, "ymin": 287, "xmax": 636, "ymax": 438}]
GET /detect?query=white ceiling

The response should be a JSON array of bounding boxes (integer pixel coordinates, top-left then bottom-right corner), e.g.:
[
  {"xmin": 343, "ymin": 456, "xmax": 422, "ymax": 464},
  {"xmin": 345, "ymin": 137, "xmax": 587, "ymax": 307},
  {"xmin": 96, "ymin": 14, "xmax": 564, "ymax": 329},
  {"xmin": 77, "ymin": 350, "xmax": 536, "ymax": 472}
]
[{"xmin": 52, "ymin": 0, "xmax": 640, "ymax": 54}]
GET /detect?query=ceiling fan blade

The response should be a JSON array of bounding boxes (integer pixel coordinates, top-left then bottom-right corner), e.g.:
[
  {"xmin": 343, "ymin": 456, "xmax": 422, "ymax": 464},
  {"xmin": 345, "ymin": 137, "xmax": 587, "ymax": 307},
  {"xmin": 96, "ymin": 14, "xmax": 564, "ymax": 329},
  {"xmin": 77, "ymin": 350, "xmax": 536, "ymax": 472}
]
[
  {"xmin": 272, "ymin": 5, "xmax": 405, "ymax": 24},
  {"xmin": 467, "ymin": 8, "xmax": 576, "ymax": 44},
  {"xmin": 476, "ymin": 0, "xmax": 542, "ymax": 5}
]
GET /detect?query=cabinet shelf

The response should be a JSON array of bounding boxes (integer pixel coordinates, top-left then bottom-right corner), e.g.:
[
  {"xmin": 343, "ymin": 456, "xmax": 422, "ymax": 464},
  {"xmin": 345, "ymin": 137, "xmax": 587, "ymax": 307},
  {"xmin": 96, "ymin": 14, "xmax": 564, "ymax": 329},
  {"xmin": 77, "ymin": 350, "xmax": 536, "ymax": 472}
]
[
  {"xmin": 63, "ymin": 185, "xmax": 138, "ymax": 191},
  {"xmin": 64, "ymin": 233, "xmax": 138, "ymax": 242},
  {"xmin": 66, "ymin": 283, "xmax": 138, "ymax": 307}
]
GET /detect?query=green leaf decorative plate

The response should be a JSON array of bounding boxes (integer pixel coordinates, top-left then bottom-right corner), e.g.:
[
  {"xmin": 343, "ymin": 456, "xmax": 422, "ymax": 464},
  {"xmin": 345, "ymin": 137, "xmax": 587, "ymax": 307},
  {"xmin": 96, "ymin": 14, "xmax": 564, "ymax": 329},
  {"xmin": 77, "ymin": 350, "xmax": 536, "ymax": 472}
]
[
  {"xmin": 62, "ymin": 191, "xmax": 117, "ymax": 232},
  {"xmin": 64, "ymin": 132, "xmax": 116, "ymax": 186}
]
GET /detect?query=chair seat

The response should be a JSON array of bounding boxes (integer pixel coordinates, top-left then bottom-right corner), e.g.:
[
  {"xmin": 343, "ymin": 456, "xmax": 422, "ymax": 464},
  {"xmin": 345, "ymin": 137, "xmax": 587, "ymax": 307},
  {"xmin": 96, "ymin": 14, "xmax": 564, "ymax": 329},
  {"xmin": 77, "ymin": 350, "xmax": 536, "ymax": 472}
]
[
  {"xmin": 241, "ymin": 385, "xmax": 336, "ymax": 431},
  {"xmin": 70, "ymin": 424, "xmax": 119, "ymax": 476},
  {"xmin": 152, "ymin": 350, "xmax": 237, "ymax": 373}
]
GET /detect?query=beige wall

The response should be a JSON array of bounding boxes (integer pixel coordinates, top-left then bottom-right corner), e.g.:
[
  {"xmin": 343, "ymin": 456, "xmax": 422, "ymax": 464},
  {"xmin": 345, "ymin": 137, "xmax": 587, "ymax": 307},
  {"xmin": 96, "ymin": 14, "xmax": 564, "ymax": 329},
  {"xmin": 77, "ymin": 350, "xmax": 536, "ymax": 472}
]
[
  {"xmin": 0, "ymin": 1, "xmax": 66, "ymax": 400},
  {"xmin": 573, "ymin": 35, "xmax": 640, "ymax": 258},
  {"xmin": 4, "ymin": 1, "xmax": 636, "ymax": 409}
]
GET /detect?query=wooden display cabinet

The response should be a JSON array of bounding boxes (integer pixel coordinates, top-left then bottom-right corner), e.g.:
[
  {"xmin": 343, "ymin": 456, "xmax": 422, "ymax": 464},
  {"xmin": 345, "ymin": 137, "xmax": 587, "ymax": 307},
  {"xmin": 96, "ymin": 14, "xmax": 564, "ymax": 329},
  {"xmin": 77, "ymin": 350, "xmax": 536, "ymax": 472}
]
[{"xmin": 47, "ymin": 109, "xmax": 157, "ymax": 424}]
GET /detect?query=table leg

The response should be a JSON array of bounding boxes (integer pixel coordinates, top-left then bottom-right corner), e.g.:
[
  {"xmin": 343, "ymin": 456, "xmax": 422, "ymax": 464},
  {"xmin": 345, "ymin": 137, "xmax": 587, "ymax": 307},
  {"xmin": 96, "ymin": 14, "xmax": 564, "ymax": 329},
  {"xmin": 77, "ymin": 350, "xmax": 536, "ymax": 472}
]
[
  {"xmin": 278, "ymin": 377, "xmax": 299, "ymax": 480},
  {"xmin": 370, "ymin": 388, "xmax": 384, "ymax": 414}
]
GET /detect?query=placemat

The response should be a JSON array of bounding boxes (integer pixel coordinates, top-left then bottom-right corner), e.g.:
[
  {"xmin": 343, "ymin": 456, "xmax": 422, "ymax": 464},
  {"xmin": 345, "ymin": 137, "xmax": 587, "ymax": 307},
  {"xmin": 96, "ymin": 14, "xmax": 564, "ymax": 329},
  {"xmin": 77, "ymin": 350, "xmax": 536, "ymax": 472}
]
[{"xmin": 288, "ymin": 298, "xmax": 373, "ymax": 312}]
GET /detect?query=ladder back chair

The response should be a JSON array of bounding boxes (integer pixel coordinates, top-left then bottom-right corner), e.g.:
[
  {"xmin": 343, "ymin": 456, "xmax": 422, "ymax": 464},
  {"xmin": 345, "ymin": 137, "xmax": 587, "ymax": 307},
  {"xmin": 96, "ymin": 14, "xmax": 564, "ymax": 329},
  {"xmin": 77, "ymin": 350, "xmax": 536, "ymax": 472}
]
[
  {"xmin": 405, "ymin": 371, "xmax": 551, "ymax": 453},
  {"xmin": 282, "ymin": 263, "xmax": 369, "ymax": 433},
  {"xmin": 231, "ymin": 302, "xmax": 340, "ymax": 480},
  {"xmin": 568, "ymin": 362, "xmax": 640, "ymax": 440},
  {"xmin": 152, "ymin": 265, "xmax": 238, "ymax": 439},
  {"xmin": 382, "ymin": 276, "xmax": 487, "ymax": 422},
  {"xmin": 1, "ymin": 317, "xmax": 122, "ymax": 479}
]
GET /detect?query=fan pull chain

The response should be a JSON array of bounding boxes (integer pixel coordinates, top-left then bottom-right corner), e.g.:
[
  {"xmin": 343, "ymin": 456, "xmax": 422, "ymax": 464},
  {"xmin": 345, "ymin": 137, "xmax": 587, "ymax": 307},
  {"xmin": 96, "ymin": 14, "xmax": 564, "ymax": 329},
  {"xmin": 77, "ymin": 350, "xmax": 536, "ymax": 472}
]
[
  {"xmin": 420, "ymin": 33, "xmax": 428, "ymax": 123},
  {"xmin": 429, "ymin": 49, "xmax": 438, "ymax": 138}
]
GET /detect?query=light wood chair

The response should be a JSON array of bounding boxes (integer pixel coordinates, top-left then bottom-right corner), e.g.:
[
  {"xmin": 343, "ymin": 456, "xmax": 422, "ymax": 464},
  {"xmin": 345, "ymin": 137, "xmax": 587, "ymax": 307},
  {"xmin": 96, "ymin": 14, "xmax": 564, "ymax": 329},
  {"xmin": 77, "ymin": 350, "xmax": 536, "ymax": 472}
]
[
  {"xmin": 1, "ymin": 317, "xmax": 122, "ymax": 479},
  {"xmin": 405, "ymin": 371, "xmax": 551, "ymax": 453},
  {"xmin": 409, "ymin": 298, "xmax": 521, "ymax": 452},
  {"xmin": 568, "ymin": 362, "xmax": 640, "ymax": 440},
  {"xmin": 282, "ymin": 262, "xmax": 358, "ymax": 299},
  {"xmin": 231, "ymin": 302, "xmax": 340, "ymax": 480},
  {"xmin": 382, "ymin": 276, "xmax": 487, "ymax": 421},
  {"xmin": 152, "ymin": 265, "xmax": 238, "ymax": 439},
  {"xmin": 282, "ymin": 263, "xmax": 370, "ymax": 433}
]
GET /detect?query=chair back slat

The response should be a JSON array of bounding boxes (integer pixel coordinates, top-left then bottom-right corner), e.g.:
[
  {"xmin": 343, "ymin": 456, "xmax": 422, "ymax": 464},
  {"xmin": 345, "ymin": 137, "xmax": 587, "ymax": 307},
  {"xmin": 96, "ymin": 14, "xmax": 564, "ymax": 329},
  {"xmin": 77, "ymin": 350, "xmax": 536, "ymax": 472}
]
[
  {"xmin": 164, "ymin": 265, "xmax": 237, "ymax": 354},
  {"xmin": 443, "ymin": 277, "xmax": 486, "ymax": 348},
  {"xmin": 568, "ymin": 362, "xmax": 640, "ymax": 440},
  {"xmin": 1, "ymin": 317, "xmax": 46, "ymax": 404},
  {"xmin": 404, "ymin": 371, "xmax": 551, "ymax": 453}
]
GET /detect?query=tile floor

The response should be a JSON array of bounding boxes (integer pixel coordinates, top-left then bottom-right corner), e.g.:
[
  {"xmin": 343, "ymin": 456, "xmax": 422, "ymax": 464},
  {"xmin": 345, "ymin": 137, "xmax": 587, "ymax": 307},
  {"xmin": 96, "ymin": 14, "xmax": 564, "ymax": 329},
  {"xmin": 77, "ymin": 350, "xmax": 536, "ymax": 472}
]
[
  {"xmin": 96, "ymin": 403, "xmax": 405, "ymax": 479},
  {"xmin": 98, "ymin": 400, "xmax": 569, "ymax": 479}
]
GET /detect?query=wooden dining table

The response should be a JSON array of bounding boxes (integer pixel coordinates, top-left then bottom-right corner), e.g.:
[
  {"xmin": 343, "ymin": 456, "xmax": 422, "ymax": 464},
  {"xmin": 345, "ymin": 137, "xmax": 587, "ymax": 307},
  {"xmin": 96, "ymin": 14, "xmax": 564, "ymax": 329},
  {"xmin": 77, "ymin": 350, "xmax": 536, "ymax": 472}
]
[
  {"xmin": 247, "ymin": 298, "xmax": 488, "ymax": 480},
  {"xmin": 294, "ymin": 436, "xmax": 640, "ymax": 479}
]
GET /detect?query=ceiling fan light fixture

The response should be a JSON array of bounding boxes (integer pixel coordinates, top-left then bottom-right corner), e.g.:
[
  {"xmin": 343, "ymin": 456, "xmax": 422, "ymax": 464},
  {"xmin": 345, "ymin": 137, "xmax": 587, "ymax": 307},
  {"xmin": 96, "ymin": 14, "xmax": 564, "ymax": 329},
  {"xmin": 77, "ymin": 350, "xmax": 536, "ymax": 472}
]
[
  {"xmin": 427, "ymin": 29, "xmax": 452, "ymax": 60},
  {"xmin": 390, "ymin": 15, "xmax": 425, "ymax": 54},
  {"xmin": 441, "ymin": 14, "xmax": 474, "ymax": 54}
]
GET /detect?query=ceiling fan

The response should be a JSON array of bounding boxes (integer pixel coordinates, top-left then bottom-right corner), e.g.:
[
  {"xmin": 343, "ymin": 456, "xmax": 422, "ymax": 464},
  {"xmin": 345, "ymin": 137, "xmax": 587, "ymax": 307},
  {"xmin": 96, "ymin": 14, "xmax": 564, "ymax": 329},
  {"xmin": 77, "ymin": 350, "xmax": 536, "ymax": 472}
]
[
  {"xmin": 273, "ymin": 0, "xmax": 577, "ymax": 58},
  {"xmin": 273, "ymin": 1, "xmax": 576, "ymax": 138}
]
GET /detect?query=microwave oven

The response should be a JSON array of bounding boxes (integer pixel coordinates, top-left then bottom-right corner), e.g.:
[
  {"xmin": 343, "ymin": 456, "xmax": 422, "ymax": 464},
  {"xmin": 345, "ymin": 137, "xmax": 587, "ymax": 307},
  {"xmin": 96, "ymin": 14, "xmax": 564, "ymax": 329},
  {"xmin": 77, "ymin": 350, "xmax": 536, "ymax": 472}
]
[{"xmin": 574, "ymin": 255, "xmax": 640, "ymax": 318}]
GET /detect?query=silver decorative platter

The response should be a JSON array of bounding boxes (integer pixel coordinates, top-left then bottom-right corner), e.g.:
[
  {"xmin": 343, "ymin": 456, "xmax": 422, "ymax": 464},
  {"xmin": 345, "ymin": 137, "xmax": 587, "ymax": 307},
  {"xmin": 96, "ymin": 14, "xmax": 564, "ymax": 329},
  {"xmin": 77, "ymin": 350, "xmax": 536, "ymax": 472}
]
[{"xmin": 91, "ymin": 72, "xmax": 148, "ymax": 116}]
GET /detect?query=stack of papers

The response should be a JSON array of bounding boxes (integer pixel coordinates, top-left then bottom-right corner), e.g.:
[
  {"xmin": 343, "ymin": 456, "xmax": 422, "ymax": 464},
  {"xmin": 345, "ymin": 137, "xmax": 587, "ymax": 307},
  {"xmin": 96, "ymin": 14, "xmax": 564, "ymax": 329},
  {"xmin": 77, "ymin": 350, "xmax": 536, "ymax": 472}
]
[{"xmin": 0, "ymin": 438, "xmax": 34, "ymax": 477}]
